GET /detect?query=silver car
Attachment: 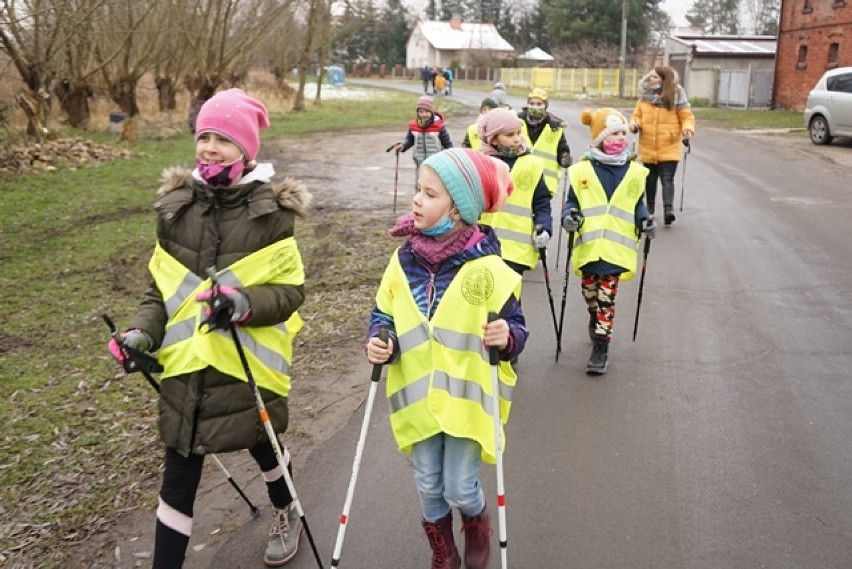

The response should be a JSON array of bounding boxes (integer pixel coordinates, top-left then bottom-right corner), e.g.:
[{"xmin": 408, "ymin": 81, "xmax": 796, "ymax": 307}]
[{"xmin": 804, "ymin": 66, "xmax": 852, "ymax": 145}]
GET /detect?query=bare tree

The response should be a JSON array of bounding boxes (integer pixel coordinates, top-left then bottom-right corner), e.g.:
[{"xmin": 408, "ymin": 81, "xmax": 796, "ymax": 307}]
[
  {"xmin": 741, "ymin": 0, "xmax": 779, "ymax": 35},
  {"xmin": 293, "ymin": 0, "xmax": 322, "ymax": 112}
]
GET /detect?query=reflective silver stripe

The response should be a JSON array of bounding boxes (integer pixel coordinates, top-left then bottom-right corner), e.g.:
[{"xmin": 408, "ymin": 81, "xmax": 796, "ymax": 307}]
[
  {"xmin": 542, "ymin": 169, "xmax": 558, "ymax": 180},
  {"xmin": 575, "ymin": 228, "xmax": 637, "ymax": 249},
  {"xmin": 233, "ymin": 328, "xmax": 290, "ymax": 374},
  {"xmin": 494, "ymin": 227, "xmax": 534, "ymax": 246},
  {"xmin": 500, "ymin": 203, "xmax": 531, "ymax": 217},
  {"xmin": 398, "ymin": 324, "xmax": 429, "ymax": 353},
  {"xmin": 531, "ymin": 148, "xmax": 556, "ymax": 161},
  {"xmin": 389, "ymin": 375, "xmax": 430, "ymax": 412},
  {"xmin": 609, "ymin": 205, "xmax": 635, "ymax": 224},
  {"xmin": 433, "ymin": 327, "xmax": 489, "ymax": 363},
  {"xmin": 164, "ymin": 274, "xmax": 203, "ymax": 317},
  {"xmin": 161, "ymin": 317, "xmax": 196, "ymax": 349},
  {"xmin": 389, "ymin": 371, "xmax": 513, "ymax": 416},
  {"xmin": 581, "ymin": 205, "xmax": 608, "ymax": 217}
]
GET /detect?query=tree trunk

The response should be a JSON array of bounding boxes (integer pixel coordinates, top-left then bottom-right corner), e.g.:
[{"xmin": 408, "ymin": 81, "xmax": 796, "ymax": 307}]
[
  {"xmin": 54, "ymin": 79, "xmax": 92, "ymax": 128},
  {"xmin": 16, "ymin": 90, "xmax": 49, "ymax": 142},
  {"xmin": 155, "ymin": 77, "xmax": 177, "ymax": 112}
]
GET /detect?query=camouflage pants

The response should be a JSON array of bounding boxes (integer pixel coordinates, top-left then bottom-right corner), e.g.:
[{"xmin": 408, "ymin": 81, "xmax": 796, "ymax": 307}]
[{"xmin": 581, "ymin": 273, "xmax": 621, "ymax": 340}]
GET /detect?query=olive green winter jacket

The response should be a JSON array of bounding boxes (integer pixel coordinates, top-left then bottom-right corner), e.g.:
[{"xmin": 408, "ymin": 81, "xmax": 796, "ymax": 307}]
[{"xmin": 129, "ymin": 165, "xmax": 310, "ymax": 457}]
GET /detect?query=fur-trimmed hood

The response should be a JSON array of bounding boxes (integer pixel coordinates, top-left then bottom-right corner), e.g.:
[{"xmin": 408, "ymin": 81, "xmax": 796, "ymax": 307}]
[{"xmin": 156, "ymin": 165, "xmax": 312, "ymax": 216}]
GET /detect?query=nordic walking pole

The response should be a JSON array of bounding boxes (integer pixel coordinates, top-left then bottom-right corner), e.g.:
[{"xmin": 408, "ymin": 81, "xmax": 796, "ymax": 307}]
[
  {"xmin": 202, "ymin": 269, "xmax": 324, "ymax": 569},
  {"xmin": 555, "ymin": 229, "xmax": 576, "ymax": 362},
  {"xmin": 536, "ymin": 225, "xmax": 559, "ymax": 345},
  {"xmin": 386, "ymin": 144, "xmax": 400, "ymax": 214},
  {"xmin": 487, "ymin": 312, "xmax": 508, "ymax": 569},
  {"xmin": 101, "ymin": 313, "xmax": 261, "ymax": 519},
  {"xmin": 555, "ymin": 169, "xmax": 568, "ymax": 269},
  {"xmin": 632, "ymin": 236, "xmax": 652, "ymax": 342},
  {"xmin": 330, "ymin": 328, "xmax": 389, "ymax": 568},
  {"xmin": 679, "ymin": 139, "xmax": 690, "ymax": 212}
]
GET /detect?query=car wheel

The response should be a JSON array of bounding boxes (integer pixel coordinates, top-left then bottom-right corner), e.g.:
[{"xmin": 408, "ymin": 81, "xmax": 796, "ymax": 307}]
[{"xmin": 809, "ymin": 116, "xmax": 833, "ymax": 145}]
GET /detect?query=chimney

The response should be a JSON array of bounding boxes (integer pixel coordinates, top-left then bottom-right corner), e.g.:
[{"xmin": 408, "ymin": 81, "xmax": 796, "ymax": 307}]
[{"xmin": 450, "ymin": 14, "xmax": 462, "ymax": 30}]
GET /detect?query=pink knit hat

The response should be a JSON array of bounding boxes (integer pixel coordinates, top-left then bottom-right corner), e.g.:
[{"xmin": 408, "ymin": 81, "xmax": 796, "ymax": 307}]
[
  {"xmin": 477, "ymin": 108, "xmax": 523, "ymax": 145},
  {"xmin": 195, "ymin": 89, "xmax": 270, "ymax": 161}
]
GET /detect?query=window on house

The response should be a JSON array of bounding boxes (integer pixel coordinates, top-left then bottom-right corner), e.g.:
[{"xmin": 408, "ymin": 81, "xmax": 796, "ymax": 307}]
[
  {"xmin": 827, "ymin": 43, "xmax": 839, "ymax": 67},
  {"xmin": 802, "ymin": 0, "xmax": 813, "ymax": 12},
  {"xmin": 797, "ymin": 45, "xmax": 808, "ymax": 69},
  {"xmin": 832, "ymin": 0, "xmax": 846, "ymax": 7}
]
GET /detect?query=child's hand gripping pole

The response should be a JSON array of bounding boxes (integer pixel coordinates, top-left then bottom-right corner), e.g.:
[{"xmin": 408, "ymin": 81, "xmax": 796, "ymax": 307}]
[
  {"xmin": 487, "ymin": 312, "xmax": 509, "ymax": 568},
  {"xmin": 331, "ymin": 328, "xmax": 390, "ymax": 567},
  {"xmin": 202, "ymin": 267, "xmax": 325, "ymax": 568},
  {"xmin": 102, "ymin": 312, "xmax": 260, "ymax": 519}
]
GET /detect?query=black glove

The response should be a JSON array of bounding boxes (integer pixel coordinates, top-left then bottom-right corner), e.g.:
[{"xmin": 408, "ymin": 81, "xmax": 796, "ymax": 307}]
[
  {"xmin": 561, "ymin": 208, "xmax": 583, "ymax": 232},
  {"xmin": 560, "ymin": 154, "xmax": 572, "ymax": 168}
]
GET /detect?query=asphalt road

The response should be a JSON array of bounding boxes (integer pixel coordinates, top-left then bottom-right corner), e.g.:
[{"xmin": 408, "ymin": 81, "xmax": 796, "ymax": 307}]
[{"xmin": 211, "ymin": 81, "xmax": 852, "ymax": 568}]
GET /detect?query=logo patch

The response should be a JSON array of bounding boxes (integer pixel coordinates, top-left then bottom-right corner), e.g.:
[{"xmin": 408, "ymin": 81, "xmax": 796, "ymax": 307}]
[{"xmin": 461, "ymin": 266, "xmax": 494, "ymax": 306}]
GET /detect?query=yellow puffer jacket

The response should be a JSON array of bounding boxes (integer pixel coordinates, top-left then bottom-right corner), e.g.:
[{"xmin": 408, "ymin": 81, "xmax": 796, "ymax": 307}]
[{"xmin": 631, "ymin": 86, "xmax": 695, "ymax": 164}]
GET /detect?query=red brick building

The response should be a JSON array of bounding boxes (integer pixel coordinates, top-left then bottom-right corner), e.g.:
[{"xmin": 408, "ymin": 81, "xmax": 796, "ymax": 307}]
[{"xmin": 773, "ymin": 0, "xmax": 852, "ymax": 110}]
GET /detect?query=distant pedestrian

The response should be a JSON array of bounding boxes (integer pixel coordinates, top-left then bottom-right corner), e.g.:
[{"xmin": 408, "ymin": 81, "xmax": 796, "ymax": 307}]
[
  {"xmin": 442, "ymin": 67, "xmax": 454, "ymax": 95},
  {"xmin": 489, "ymin": 82, "xmax": 508, "ymax": 108},
  {"xmin": 391, "ymin": 95, "xmax": 453, "ymax": 182},
  {"xmin": 561, "ymin": 108, "xmax": 654, "ymax": 374},
  {"xmin": 629, "ymin": 66, "xmax": 695, "ymax": 225},
  {"xmin": 421, "ymin": 65, "xmax": 431, "ymax": 93},
  {"xmin": 366, "ymin": 147, "xmax": 527, "ymax": 569}
]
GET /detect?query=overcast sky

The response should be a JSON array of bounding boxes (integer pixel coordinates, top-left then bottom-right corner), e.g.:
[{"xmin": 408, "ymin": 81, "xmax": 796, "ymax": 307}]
[{"xmin": 660, "ymin": 0, "xmax": 690, "ymax": 26}]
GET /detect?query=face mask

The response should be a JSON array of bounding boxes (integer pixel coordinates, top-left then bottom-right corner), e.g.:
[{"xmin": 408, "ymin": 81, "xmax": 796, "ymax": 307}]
[
  {"xmin": 417, "ymin": 115, "xmax": 432, "ymax": 127},
  {"xmin": 196, "ymin": 158, "xmax": 245, "ymax": 188},
  {"xmin": 496, "ymin": 144, "xmax": 521, "ymax": 158},
  {"xmin": 527, "ymin": 107, "xmax": 545, "ymax": 120},
  {"xmin": 602, "ymin": 138, "xmax": 629, "ymax": 155},
  {"xmin": 651, "ymin": 83, "xmax": 662, "ymax": 92},
  {"xmin": 421, "ymin": 214, "xmax": 455, "ymax": 237}
]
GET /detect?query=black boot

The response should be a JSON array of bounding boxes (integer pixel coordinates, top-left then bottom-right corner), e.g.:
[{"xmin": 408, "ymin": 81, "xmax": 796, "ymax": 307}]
[
  {"xmin": 586, "ymin": 337, "xmax": 609, "ymax": 375},
  {"xmin": 664, "ymin": 206, "xmax": 676, "ymax": 226}
]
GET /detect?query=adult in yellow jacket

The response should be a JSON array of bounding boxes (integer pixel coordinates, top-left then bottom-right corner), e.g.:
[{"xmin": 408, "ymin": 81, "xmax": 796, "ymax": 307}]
[{"xmin": 629, "ymin": 66, "xmax": 695, "ymax": 225}]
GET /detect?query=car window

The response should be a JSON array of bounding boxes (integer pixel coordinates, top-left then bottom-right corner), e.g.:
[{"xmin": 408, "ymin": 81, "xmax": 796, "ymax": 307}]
[{"xmin": 827, "ymin": 73, "xmax": 852, "ymax": 94}]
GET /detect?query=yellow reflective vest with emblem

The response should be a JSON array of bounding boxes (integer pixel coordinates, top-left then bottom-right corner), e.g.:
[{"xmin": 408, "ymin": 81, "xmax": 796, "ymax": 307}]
[
  {"xmin": 479, "ymin": 154, "xmax": 544, "ymax": 270},
  {"xmin": 521, "ymin": 122, "xmax": 564, "ymax": 197},
  {"xmin": 466, "ymin": 123, "xmax": 482, "ymax": 151},
  {"xmin": 569, "ymin": 160, "xmax": 648, "ymax": 281},
  {"xmin": 376, "ymin": 252, "xmax": 522, "ymax": 464},
  {"xmin": 149, "ymin": 239, "xmax": 304, "ymax": 397}
]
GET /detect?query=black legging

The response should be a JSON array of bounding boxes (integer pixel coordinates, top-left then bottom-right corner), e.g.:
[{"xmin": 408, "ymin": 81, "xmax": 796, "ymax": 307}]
[
  {"xmin": 153, "ymin": 442, "xmax": 293, "ymax": 568},
  {"xmin": 644, "ymin": 161, "xmax": 679, "ymax": 212}
]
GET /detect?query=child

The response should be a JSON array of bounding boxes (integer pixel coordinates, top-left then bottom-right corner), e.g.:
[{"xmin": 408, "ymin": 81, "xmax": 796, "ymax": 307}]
[
  {"xmin": 366, "ymin": 148, "xmax": 528, "ymax": 569},
  {"xmin": 461, "ymin": 97, "xmax": 497, "ymax": 150},
  {"xmin": 435, "ymin": 73, "xmax": 447, "ymax": 96},
  {"xmin": 392, "ymin": 96, "xmax": 453, "ymax": 182},
  {"xmin": 476, "ymin": 108, "xmax": 553, "ymax": 276},
  {"xmin": 518, "ymin": 88, "xmax": 572, "ymax": 197},
  {"xmin": 629, "ymin": 66, "xmax": 695, "ymax": 225},
  {"xmin": 561, "ymin": 108, "xmax": 655, "ymax": 375},
  {"xmin": 107, "ymin": 88, "xmax": 310, "ymax": 568}
]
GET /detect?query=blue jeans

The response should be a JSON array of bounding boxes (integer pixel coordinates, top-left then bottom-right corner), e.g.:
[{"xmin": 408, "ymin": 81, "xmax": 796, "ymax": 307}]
[{"xmin": 411, "ymin": 433, "xmax": 485, "ymax": 522}]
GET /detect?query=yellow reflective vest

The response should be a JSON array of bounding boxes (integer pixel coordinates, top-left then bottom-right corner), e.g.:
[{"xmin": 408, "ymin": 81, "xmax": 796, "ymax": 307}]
[
  {"xmin": 150, "ymin": 239, "xmax": 304, "ymax": 397},
  {"xmin": 521, "ymin": 122, "xmax": 564, "ymax": 197},
  {"xmin": 376, "ymin": 251, "xmax": 522, "ymax": 464},
  {"xmin": 466, "ymin": 122, "xmax": 482, "ymax": 150},
  {"xmin": 479, "ymin": 154, "xmax": 544, "ymax": 270},
  {"xmin": 569, "ymin": 160, "xmax": 648, "ymax": 281}
]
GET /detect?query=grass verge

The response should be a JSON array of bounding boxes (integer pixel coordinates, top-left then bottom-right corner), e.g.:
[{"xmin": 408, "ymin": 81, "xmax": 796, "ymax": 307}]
[{"xmin": 0, "ymin": 90, "xmax": 429, "ymax": 566}]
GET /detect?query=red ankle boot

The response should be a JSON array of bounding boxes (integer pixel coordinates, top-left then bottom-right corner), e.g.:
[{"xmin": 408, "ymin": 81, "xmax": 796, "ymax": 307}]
[
  {"xmin": 422, "ymin": 512, "xmax": 461, "ymax": 569},
  {"xmin": 460, "ymin": 505, "xmax": 491, "ymax": 569}
]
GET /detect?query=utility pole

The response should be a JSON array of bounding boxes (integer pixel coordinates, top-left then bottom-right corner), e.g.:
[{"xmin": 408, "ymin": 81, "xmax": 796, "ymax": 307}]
[{"xmin": 619, "ymin": 0, "xmax": 628, "ymax": 98}]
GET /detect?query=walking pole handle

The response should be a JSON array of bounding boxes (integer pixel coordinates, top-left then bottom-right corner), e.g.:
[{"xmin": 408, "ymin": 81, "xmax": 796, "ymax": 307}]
[
  {"xmin": 386, "ymin": 143, "xmax": 398, "ymax": 153},
  {"xmin": 371, "ymin": 329, "xmax": 390, "ymax": 382},
  {"xmin": 487, "ymin": 312, "xmax": 500, "ymax": 366}
]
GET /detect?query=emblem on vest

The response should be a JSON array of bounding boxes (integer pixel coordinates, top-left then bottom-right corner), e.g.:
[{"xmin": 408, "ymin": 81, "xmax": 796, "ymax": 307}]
[
  {"xmin": 272, "ymin": 247, "xmax": 296, "ymax": 276},
  {"xmin": 461, "ymin": 266, "xmax": 495, "ymax": 306}
]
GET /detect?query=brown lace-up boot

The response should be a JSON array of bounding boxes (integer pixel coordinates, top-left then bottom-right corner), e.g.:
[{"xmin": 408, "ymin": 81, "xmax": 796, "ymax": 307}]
[
  {"xmin": 422, "ymin": 512, "xmax": 461, "ymax": 569},
  {"xmin": 460, "ymin": 505, "xmax": 491, "ymax": 569}
]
